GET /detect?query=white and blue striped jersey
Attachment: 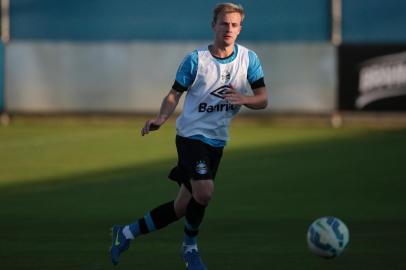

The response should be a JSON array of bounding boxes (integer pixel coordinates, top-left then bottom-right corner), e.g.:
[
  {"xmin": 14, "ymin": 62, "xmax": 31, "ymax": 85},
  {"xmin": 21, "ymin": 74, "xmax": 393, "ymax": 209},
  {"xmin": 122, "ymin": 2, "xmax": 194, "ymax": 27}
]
[{"xmin": 173, "ymin": 44, "xmax": 266, "ymax": 147}]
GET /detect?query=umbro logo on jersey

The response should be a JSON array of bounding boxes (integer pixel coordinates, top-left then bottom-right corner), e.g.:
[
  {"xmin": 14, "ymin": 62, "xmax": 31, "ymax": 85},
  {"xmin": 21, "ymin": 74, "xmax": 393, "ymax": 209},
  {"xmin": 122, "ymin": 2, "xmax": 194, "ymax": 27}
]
[{"xmin": 210, "ymin": 85, "xmax": 234, "ymax": 99}]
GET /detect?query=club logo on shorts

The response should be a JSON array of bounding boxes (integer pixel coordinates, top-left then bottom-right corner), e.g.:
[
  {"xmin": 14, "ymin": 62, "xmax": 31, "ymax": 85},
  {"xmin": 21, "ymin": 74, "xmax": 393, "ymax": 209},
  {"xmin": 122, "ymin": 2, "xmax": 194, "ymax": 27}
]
[{"xmin": 196, "ymin": 160, "xmax": 208, "ymax": 175}]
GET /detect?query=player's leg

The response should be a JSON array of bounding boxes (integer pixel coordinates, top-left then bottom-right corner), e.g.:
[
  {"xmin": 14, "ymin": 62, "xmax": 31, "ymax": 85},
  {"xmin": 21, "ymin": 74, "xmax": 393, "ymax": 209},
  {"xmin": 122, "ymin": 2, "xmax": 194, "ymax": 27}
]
[
  {"xmin": 175, "ymin": 184, "xmax": 193, "ymax": 217},
  {"xmin": 182, "ymin": 179, "xmax": 213, "ymax": 270},
  {"xmin": 171, "ymin": 135, "xmax": 223, "ymax": 269},
  {"xmin": 182, "ymin": 140, "xmax": 222, "ymax": 249},
  {"xmin": 110, "ymin": 186, "xmax": 187, "ymax": 265},
  {"xmin": 183, "ymin": 179, "xmax": 214, "ymax": 245}
]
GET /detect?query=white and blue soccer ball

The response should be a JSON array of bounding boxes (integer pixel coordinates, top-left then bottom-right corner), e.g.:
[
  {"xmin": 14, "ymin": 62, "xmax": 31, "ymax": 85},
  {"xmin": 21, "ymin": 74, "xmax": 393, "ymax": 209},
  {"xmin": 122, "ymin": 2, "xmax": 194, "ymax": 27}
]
[{"xmin": 307, "ymin": 216, "xmax": 350, "ymax": 258}]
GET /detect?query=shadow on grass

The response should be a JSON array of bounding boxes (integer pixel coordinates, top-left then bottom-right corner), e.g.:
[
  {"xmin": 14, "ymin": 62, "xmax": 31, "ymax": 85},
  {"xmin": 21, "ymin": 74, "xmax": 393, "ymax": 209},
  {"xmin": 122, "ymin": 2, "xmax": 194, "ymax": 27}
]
[{"xmin": 1, "ymin": 128, "xmax": 406, "ymax": 270}]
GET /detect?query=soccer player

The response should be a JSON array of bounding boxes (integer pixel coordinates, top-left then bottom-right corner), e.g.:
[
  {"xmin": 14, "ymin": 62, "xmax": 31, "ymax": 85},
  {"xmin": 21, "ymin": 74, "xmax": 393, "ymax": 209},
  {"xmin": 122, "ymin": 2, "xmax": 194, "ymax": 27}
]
[{"xmin": 110, "ymin": 3, "xmax": 268, "ymax": 269}]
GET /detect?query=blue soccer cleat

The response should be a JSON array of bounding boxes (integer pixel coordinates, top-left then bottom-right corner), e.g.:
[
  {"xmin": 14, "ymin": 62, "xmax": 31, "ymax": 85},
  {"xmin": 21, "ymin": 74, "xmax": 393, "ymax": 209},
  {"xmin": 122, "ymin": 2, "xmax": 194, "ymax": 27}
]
[
  {"xmin": 181, "ymin": 244, "xmax": 208, "ymax": 270},
  {"xmin": 110, "ymin": 225, "xmax": 131, "ymax": 265}
]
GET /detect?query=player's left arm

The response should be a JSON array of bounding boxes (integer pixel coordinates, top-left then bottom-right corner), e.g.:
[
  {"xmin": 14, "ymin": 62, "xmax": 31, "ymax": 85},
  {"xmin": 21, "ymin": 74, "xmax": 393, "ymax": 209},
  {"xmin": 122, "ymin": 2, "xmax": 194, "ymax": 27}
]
[
  {"xmin": 224, "ymin": 85, "xmax": 268, "ymax": 109},
  {"xmin": 243, "ymin": 86, "xmax": 268, "ymax": 109}
]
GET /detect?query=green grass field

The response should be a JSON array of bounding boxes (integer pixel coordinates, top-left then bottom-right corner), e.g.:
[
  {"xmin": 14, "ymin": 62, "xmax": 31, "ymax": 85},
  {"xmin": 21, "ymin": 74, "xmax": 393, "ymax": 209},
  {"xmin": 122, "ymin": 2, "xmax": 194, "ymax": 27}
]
[{"xmin": 1, "ymin": 117, "xmax": 406, "ymax": 270}]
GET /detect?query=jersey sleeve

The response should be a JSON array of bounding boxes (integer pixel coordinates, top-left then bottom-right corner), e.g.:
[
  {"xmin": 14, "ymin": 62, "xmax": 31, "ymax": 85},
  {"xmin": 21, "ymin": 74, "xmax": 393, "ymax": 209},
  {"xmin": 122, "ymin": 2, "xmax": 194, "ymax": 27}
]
[
  {"xmin": 172, "ymin": 51, "xmax": 198, "ymax": 92},
  {"xmin": 247, "ymin": 50, "xmax": 266, "ymax": 89}
]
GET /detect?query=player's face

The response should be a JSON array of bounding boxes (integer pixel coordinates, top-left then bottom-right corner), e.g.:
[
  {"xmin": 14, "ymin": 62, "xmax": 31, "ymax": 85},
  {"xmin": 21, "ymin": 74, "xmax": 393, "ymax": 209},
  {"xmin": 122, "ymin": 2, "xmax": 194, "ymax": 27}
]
[{"xmin": 212, "ymin": 12, "xmax": 242, "ymax": 47}]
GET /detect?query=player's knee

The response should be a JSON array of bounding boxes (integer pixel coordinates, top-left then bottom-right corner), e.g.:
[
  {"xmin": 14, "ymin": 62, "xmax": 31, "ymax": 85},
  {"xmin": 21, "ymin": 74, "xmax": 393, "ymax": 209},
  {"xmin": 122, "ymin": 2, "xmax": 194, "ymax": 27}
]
[
  {"xmin": 194, "ymin": 192, "xmax": 212, "ymax": 206},
  {"xmin": 192, "ymin": 180, "xmax": 214, "ymax": 206}
]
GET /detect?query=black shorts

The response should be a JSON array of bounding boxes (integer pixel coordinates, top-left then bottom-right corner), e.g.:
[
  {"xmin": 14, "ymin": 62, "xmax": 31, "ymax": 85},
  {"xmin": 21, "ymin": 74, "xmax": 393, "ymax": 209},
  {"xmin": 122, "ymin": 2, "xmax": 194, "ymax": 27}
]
[{"xmin": 168, "ymin": 135, "xmax": 224, "ymax": 192}]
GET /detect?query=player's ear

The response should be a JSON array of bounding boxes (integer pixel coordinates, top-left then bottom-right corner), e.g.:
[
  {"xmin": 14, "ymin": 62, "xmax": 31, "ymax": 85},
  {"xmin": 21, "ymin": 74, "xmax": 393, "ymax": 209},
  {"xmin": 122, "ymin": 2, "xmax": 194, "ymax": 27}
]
[
  {"xmin": 211, "ymin": 20, "xmax": 216, "ymax": 29},
  {"xmin": 236, "ymin": 24, "xmax": 242, "ymax": 36}
]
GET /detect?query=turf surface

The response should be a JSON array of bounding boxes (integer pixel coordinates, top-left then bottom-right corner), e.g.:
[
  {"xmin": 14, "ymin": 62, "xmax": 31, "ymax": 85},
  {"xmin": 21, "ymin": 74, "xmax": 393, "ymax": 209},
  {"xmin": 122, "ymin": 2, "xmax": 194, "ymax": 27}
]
[{"xmin": 0, "ymin": 117, "xmax": 405, "ymax": 269}]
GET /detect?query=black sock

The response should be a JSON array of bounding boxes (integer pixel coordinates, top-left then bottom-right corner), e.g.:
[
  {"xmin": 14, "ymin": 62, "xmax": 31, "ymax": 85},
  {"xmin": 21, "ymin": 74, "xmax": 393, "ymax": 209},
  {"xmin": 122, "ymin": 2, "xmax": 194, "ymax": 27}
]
[
  {"xmin": 129, "ymin": 200, "xmax": 179, "ymax": 237},
  {"xmin": 150, "ymin": 200, "xmax": 179, "ymax": 230},
  {"xmin": 184, "ymin": 198, "xmax": 207, "ymax": 241}
]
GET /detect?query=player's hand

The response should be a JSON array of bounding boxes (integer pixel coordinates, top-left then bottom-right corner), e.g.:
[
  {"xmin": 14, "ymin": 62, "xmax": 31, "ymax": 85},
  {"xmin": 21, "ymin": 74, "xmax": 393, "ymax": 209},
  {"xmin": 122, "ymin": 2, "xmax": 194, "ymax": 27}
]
[
  {"xmin": 224, "ymin": 88, "xmax": 246, "ymax": 105},
  {"xmin": 141, "ymin": 119, "xmax": 163, "ymax": 136}
]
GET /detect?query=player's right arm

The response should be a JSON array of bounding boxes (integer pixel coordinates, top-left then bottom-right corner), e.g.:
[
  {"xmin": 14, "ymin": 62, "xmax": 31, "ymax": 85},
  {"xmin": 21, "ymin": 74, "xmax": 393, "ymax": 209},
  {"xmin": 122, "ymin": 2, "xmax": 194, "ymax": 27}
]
[
  {"xmin": 141, "ymin": 51, "xmax": 196, "ymax": 136},
  {"xmin": 141, "ymin": 89, "xmax": 183, "ymax": 136}
]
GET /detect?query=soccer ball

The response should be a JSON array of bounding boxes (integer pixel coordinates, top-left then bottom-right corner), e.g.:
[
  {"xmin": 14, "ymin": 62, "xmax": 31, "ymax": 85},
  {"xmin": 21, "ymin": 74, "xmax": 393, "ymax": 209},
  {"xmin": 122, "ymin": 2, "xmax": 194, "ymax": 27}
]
[{"xmin": 307, "ymin": 216, "xmax": 350, "ymax": 258}]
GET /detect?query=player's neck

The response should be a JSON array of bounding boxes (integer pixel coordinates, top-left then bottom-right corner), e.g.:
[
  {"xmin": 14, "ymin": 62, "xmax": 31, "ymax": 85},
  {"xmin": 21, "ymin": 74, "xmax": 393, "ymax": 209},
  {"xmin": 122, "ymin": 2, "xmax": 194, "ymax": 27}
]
[{"xmin": 209, "ymin": 43, "xmax": 234, "ymax": 59}]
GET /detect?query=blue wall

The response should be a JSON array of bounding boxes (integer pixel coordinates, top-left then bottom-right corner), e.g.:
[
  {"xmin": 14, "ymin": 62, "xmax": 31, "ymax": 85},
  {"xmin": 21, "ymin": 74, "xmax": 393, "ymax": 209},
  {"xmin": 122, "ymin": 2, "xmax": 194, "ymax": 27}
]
[
  {"xmin": 10, "ymin": 0, "xmax": 330, "ymax": 41},
  {"xmin": 0, "ymin": 42, "xmax": 3, "ymax": 112},
  {"xmin": 342, "ymin": 0, "xmax": 406, "ymax": 43},
  {"xmin": 9, "ymin": 0, "xmax": 406, "ymax": 42}
]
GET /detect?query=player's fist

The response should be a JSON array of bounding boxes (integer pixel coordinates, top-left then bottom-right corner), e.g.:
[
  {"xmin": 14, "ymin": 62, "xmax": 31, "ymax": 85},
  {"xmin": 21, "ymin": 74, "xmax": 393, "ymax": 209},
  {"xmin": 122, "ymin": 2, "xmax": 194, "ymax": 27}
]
[
  {"xmin": 141, "ymin": 119, "xmax": 162, "ymax": 136},
  {"xmin": 224, "ymin": 88, "xmax": 246, "ymax": 105}
]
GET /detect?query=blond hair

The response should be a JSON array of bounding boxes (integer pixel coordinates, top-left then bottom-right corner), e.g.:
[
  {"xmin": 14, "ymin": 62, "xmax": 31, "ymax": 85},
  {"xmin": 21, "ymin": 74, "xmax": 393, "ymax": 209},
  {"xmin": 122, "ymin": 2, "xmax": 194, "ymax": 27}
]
[{"xmin": 212, "ymin": 3, "xmax": 245, "ymax": 24}]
